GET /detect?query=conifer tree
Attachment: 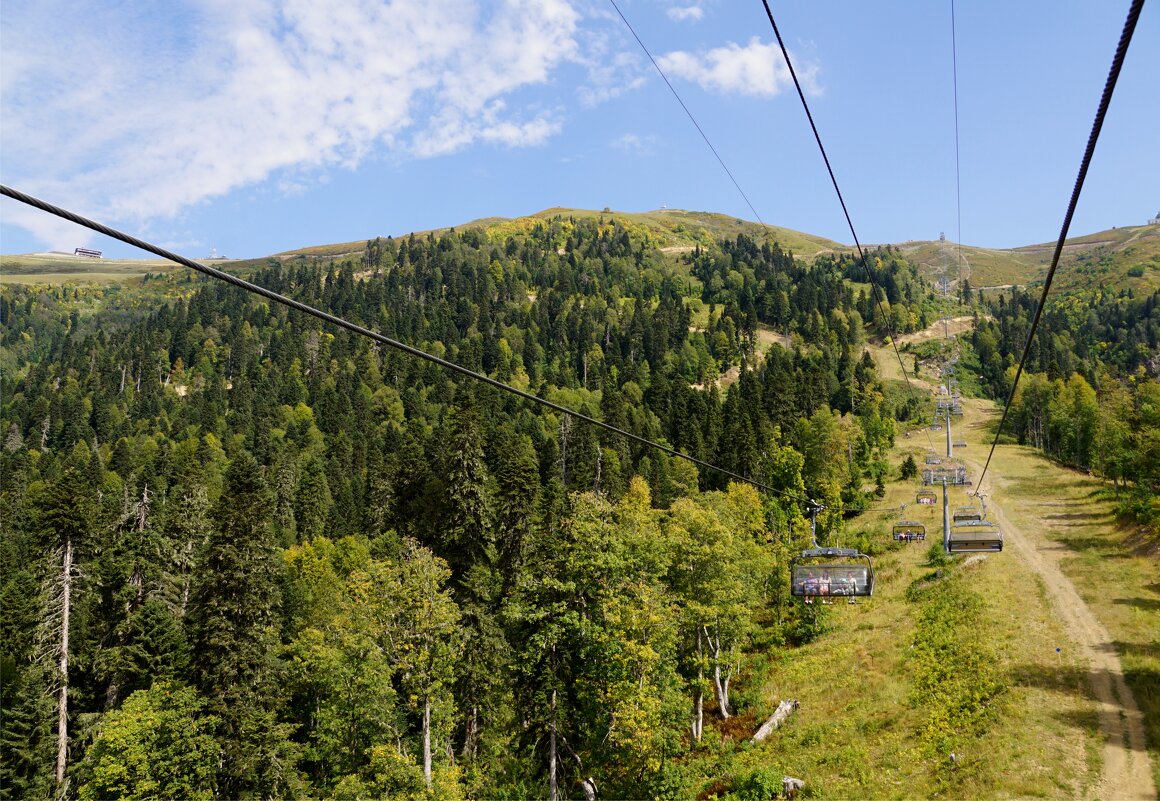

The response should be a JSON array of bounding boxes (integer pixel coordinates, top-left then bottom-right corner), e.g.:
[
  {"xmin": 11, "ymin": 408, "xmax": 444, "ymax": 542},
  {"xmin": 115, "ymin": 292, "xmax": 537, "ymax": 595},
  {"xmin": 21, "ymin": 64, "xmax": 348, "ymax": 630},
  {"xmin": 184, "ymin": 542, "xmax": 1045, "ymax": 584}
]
[
  {"xmin": 187, "ymin": 451, "xmax": 298, "ymax": 798},
  {"xmin": 27, "ymin": 451, "xmax": 94, "ymax": 798}
]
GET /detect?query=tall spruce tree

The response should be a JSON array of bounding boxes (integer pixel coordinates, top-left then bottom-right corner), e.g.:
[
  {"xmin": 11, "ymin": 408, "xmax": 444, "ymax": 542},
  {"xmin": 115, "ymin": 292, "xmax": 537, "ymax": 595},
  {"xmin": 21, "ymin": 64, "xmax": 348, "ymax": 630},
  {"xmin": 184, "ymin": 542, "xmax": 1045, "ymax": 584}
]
[{"xmin": 187, "ymin": 451, "xmax": 298, "ymax": 798}]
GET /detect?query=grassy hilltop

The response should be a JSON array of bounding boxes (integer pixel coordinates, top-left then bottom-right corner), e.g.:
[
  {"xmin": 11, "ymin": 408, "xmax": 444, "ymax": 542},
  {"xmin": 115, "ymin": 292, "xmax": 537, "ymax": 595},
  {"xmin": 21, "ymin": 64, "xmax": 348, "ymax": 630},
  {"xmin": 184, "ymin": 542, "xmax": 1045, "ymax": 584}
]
[{"xmin": 6, "ymin": 208, "xmax": 1158, "ymax": 295}]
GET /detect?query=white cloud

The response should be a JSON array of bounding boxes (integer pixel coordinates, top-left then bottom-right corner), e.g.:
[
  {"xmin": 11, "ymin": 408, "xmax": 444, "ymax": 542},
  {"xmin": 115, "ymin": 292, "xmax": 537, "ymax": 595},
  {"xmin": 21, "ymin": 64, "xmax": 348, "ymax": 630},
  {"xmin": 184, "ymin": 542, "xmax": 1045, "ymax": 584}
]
[
  {"xmin": 573, "ymin": 28, "xmax": 649, "ymax": 108},
  {"xmin": 414, "ymin": 102, "xmax": 563, "ymax": 158},
  {"xmin": 657, "ymin": 36, "xmax": 820, "ymax": 98},
  {"xmin": 612, "ymin": 133, "xmax": 656, "ymax": 155},
  {"xmin": 667, "ymin": 6, "xmax": 704, "ymax": 22},
  {"xmin": 0, "ymin": 203, "xmax": 100, "ymax": 252},
  {"xmin": 578, "ymin": 52, "xmax": 649, "ymax": 107},
  {"xmin": 0, "ymin": 0, "xmax": 581, "ymax": 248}
]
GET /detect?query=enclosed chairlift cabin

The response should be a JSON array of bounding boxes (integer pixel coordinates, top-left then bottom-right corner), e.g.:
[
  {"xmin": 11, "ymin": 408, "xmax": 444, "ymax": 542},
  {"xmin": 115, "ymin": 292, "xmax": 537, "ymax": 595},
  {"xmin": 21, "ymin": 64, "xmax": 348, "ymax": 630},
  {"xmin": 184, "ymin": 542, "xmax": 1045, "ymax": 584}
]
[
  {"xmin": 952, "ymin": 506, "xmax": 983, "ymax": 523},
  {"xmin": 892, "ymin": 520, "xmax": 926, "ymax": 541},
  {"xmin": 791, "ymin": 548, "xmax": 874, "ymax": 600},
  {"xmin": 948, "ymin": 520, "xmax": 1003, "ymax": 553},
  {"xmin": 916, "ymin": 489, "xmax": 937, "ymax": 505},
  {"xmin": 892, "ymin": 520, "xmax": 926, "ymax": 542},
  {"xmin": 790, "ymin": 504, "xmax": 875, "ymax": 602}
]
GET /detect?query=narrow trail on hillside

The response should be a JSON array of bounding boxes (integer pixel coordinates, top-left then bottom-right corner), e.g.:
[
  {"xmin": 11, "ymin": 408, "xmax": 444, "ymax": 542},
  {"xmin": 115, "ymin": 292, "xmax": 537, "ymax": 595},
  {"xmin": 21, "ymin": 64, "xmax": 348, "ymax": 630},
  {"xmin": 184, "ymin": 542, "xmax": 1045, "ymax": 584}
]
[{"xmin": 962, "ymin": 448, "xmax": 1156, "ymax": 800}]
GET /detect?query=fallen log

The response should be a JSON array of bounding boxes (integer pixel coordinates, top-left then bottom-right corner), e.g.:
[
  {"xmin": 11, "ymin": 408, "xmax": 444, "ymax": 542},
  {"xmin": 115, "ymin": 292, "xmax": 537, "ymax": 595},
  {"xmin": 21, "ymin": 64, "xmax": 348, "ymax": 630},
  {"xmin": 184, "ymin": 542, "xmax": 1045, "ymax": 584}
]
[{"xmin": 751, "ymin": 699, "xmax": 800, "ymax": 742}]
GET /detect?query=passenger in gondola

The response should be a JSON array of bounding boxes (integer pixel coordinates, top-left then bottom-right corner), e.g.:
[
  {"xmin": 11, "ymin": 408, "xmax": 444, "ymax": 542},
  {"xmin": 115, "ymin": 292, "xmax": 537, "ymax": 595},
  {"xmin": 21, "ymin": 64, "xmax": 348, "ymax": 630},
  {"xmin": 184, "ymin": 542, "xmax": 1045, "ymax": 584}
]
[
  {"xmin": 818, "ymin": 572, "xmax": 832, "ymax": 604},
  {"xmin": 841, "ymin": 570, "xmax": 859, "ymax": 603},
  {"xmin": 802, "ymin": 569, "xmax": 819, "ymax": 603}
]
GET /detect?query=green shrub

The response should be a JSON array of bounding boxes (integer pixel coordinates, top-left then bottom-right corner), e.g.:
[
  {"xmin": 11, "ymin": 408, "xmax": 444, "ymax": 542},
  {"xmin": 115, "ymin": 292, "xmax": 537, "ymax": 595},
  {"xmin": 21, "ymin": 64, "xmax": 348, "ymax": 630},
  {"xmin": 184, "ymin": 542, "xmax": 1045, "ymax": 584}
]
[
  {"xmin": 734, "ymin": 766, "xmax": 783, "ymax": 801},
  {"xmin": 925, "ymin": 540, "xmax": 952, "ymax": 567}
]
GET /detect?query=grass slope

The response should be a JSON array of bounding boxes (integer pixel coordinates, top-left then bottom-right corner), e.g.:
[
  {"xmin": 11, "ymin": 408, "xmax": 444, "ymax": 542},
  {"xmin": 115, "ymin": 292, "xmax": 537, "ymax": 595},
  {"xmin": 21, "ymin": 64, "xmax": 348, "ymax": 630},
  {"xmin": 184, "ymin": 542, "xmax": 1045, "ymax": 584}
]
[
  {"xmin": 688, "ymin": 471, "xmax": 1098, "ymax": 799},
  {"xmin": 894, "ymin": 223, "xmax": 1160, "ymax": 294},
  {"xmin": 685, "ymin": 340, "xmax": 1157, "ymax": 799}
]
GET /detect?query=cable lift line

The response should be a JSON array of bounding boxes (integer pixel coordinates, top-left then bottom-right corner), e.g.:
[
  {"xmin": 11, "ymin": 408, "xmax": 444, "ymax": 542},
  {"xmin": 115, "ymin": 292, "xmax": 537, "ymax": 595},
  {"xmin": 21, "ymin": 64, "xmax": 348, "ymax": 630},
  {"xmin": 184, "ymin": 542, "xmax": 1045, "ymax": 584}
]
[
  {"xmin": 2, "ymin": 185, "xmax": 913, "ymax": 524},
  {"xmin": 2, "ymin": 184, "xmax": 800, "ymax": 503},
  {"xmin": 757, "ymin": 0, "xmax": 938, "ymax": 457},
  {"xmin": 975, "ymin": 0, "xmax": 1145, "ymax": 496},
  {"xmin": 603, "ymin": 0, "xmax": 913, "ymax": 519},
  {"xmin": 950, "ymin": 0, "xmax": 966, "ymax": 299},
  {"xmin": 607, "ymin": 0, "xmax": 768, "ymax": 231}
]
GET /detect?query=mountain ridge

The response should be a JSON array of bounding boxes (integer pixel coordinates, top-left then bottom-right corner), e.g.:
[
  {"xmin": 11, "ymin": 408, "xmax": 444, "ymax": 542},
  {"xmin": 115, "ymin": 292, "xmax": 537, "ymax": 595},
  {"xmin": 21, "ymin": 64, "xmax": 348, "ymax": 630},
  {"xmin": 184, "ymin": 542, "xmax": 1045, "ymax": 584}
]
[{"xmin": 3, "ymin": 207, "xmax": 1157, "ymax": 292}]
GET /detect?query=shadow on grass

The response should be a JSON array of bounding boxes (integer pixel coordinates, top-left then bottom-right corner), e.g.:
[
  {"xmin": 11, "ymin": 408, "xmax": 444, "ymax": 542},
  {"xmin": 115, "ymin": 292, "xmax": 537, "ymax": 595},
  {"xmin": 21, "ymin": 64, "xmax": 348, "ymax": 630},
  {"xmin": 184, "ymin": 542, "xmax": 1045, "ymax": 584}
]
[
  {"xmin": 1043, "ymin": 511, "xmax": 1114, "ymax": 523},
  {"xmin": 1009, "ymin": 663, "xmax": 1091, "ymax": 696},
  {"xmin": 1051, "ymin": 706, "xmax": 1103, "ymax": 737},
  {"xmin": 1113, "ymin": 597, "xmax": 1160, "ymax": 613},
  {"xmin": 1009, "ymin": 662, "xmax": 1158, "ymax": 756},
  {"xmin": 1123, "ymin": 665, "xmax": 1160, "ymax": 763},
  {"xmin": 1050, "ymin": 535, "xmax": 1130, "ymax": 557},
  {"xmin": 1091, "ymin": 641, "xmax": 1160, "ymax": 660},
  {"xmin": 1114, "ymin": 640, "xmax": 1160, "ymax": 660}
]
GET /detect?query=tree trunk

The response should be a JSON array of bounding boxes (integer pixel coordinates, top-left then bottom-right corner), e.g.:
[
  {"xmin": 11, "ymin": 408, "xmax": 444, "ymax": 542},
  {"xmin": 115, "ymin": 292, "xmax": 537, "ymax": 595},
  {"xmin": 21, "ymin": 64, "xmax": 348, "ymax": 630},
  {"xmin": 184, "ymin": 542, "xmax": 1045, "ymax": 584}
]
[
  {"xmin": 714, "ymin": 662, "xmax": 730, "ymax": 718},
  {"xmin": 463, "ymin": 705, "xmax": 479, "ymax": 761},
  {"xmin": 782, "ymin": 776, "xmax": 805, "ymax": 799},
  {"xmin": 752, "ymin": 699, "xmax": 800, "ymax": 742},
  {"xmin": 703, "ymin": 625, "xmax": 731, "ymax": 718},
  {"xmin": 422, "ymin": 695, "xmax": 432, "ymax": 789},
  {"xmin": 692, "ymin": 628, "xmax": 704, "ymax": 742},
  {"xmin": 709, "ymin": 663, "xmax": 728, "ymax": 718},
  {"xmin": 549, "ymin": 689, "xmax": 558, "ymax": 801},
  {"xmin": 55, "ymin": 539, "xmax": 73, "ymax": 795},
  {"xmin": 692, "ymin": 688, "xmax": 703, "ymax": 743}
]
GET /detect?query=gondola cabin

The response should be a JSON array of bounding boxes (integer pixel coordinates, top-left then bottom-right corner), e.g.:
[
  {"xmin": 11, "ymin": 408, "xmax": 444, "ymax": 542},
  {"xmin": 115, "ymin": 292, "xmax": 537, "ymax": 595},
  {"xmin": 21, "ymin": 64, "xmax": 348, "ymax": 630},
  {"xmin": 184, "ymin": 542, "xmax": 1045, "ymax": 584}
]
[
  {"xmin": 892, "ymin": 520, "xmax": 926, "ymax": 541},
  {"xmin": 952, "ymin": 507, "xmax": 983, "ymax": 523},
  {"xmin": 791, "ymin": 547, "xmax": 874, "ymax": 599},
  {"xmin": 948, "ymin": 520, "xmax": 1003, "ymax": 553},
  {"xmin": 916, "ymin": 489, "xmax": 937, "ymax": 505}
]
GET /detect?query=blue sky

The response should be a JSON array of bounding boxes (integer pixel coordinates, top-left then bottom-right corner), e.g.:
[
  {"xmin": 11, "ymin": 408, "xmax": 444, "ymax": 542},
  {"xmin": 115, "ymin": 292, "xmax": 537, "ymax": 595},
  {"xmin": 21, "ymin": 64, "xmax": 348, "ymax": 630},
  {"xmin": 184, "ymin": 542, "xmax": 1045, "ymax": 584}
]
[{"xmin": 2, "ymin": 0, "xmax": 1157, "ymax": 260}]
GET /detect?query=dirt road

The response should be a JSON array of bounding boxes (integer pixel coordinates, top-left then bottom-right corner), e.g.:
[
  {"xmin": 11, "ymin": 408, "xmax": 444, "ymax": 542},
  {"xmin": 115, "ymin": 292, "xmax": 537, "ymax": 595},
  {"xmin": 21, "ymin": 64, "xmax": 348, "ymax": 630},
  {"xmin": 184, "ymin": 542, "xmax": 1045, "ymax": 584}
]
[
  {"xmin": 963, "ymin": 453, "xmax": 1156, "ymax": 800},
  {"xmin": 895, "ymin": 315, "xmax": 978, "ymax": 346}
]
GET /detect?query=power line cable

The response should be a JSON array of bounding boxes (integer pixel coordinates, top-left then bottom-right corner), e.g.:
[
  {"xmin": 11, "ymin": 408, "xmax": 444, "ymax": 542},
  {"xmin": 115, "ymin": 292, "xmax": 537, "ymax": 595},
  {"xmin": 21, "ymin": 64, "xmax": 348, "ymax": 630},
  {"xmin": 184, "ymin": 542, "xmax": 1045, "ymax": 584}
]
[
  {"xmin": 607, "ymin": 0, "xmax": 769, "ymax": 230},
  {"xmin": 950, "ymin": 0, "xmax": 965, "ymax": 299},
  {"xmin": 757, "ymin": 0, "xmax": 938, "ymax": 455},
  {"xmin": 3, "ymin": 183, "xmax": 821, "ymax": 504},
  {"xmin": 976, "ymin": 0, "xmax": 1145, "ymax": 493},
  {"xmin": 604, "ymin": 1, "xmax": 918, "ymax": 518}
]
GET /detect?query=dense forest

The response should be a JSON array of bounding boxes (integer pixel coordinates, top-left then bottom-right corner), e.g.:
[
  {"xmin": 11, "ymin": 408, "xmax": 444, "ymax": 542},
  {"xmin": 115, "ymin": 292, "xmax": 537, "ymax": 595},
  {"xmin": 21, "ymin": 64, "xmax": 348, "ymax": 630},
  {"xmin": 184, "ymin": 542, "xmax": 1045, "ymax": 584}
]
[
  {"xmin": 967, "ymin": 284, "xmax": 1160, "ymax": 522},
  {"xmin": 0, "ymin": 217, "xmax": 949, "ymax": 799}
]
